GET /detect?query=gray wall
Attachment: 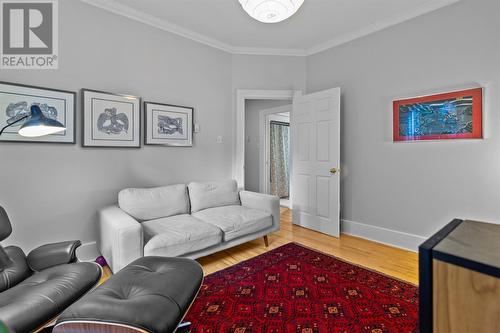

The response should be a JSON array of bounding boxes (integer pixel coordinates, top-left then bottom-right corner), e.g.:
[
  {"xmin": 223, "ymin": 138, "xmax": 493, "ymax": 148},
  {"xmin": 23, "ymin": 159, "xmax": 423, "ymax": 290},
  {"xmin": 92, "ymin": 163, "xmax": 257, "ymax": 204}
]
[
  {"xmin": 232, "ymin": 55, "xmax": 306, "ymax": 91},
  {"xmin": 1, "ymin": 1, "xmax": 308, "ymax": 251},
  {"xmin": 1, "ymin": 0, "xmax": 235, "ymax": 250},
  {"xmin": 244, "ymin": 100, "xmax": 291, "ymax": 192},
  {"xmin": 306, "ymin": 0, "xmax": 500, "ymax": 238}
]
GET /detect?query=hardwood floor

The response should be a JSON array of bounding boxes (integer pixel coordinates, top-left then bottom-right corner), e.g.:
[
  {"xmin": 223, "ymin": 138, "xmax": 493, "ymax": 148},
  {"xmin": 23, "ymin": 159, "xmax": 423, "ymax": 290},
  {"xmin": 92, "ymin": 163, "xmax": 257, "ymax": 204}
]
[{"xmin": 197, "ymin": 208, "xmax": 419, "ymax": 284}]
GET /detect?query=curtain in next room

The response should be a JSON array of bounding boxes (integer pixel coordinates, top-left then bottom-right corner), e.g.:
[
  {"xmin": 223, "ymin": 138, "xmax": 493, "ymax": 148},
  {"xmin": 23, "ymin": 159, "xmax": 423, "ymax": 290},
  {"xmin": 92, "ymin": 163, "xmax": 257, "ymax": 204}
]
[{"xmin": 270, "ymin": 121, "xmax": 290, "ymax": 198}]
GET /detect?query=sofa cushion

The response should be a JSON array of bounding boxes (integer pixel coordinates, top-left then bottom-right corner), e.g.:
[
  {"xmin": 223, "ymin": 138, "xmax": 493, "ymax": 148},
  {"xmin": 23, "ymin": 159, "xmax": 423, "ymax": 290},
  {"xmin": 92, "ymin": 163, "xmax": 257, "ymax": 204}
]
[
  {"xmin": 188, "ymin": 180, "xmax": 240, "ymax": 213},
  {"xmin": 143, "ymin": 214, "xmax": 222, "ymax": 257},
  {"xmin": 118, "ymin": 184, "xmax": 189, "ymax": 221},
  {"xmin": 193, "ymin": 205, "xmax": 272, "ymax": 241}
]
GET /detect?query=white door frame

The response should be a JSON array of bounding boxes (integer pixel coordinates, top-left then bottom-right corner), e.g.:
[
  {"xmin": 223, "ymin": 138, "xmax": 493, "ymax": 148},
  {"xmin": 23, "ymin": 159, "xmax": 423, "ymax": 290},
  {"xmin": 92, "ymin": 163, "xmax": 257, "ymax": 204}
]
[
  {"xmin": 259, "ymin": 105, "xmax": 291, "ymax": 194},
  {"xmin": 234, "ymin": 89, "xmax": 297, "ymax": 188}
]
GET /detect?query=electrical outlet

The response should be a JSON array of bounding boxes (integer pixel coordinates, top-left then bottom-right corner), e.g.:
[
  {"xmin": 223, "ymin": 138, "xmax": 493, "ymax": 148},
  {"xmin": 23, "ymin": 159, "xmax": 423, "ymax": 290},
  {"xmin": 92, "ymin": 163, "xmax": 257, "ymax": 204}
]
[{"xmin": 216, "ymin": 136, "xmax": 224, "ymax": 143}]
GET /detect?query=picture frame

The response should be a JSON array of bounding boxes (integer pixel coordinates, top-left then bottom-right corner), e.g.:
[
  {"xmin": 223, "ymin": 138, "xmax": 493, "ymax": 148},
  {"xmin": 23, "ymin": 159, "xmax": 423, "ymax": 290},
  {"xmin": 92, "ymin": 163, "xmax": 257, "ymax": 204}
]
[
  {"xmin": 393, "ymin": 88, "xmax": 483, "ymax": 142},
  {"xmin": 82, "ymin": 89, "xmax": 141, "ymax": 147},
  {"xmin": 0, "ymin": 81, "xmax": 76, "ymax": 143},
  {"xmin": 144, "ymin": 101, "xmax": 193, "ymax": 147}
]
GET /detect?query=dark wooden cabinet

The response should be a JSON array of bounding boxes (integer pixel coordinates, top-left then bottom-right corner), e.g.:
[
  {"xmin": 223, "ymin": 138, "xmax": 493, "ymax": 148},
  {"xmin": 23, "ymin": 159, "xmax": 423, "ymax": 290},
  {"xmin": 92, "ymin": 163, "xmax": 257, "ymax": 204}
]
[{"xmin": 419, "ymin": 219, "xmax": 500, "ymax": 333}]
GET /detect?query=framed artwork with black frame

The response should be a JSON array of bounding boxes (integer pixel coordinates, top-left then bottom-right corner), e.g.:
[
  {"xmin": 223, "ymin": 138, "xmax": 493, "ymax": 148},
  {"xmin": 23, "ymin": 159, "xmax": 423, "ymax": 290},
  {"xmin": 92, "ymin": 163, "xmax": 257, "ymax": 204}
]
[
  {"xmin": 0, "ymin": 81, "xmax": 76, "ymax": 143},
  {"xmin": 144, "ymin": 101, "xmax": 193, "ymax": 147},
  {"xmin": 82, "ymin": 89, "xmax": 141, "ymax": 147}
]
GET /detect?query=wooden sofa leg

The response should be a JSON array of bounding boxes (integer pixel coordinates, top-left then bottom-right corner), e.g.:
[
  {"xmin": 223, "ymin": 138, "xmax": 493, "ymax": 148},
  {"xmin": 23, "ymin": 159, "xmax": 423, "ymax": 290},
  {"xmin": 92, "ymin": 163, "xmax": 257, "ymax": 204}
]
[{"xmin": 263, "ymin": 235, "xmax": 269, "ymax": 247}]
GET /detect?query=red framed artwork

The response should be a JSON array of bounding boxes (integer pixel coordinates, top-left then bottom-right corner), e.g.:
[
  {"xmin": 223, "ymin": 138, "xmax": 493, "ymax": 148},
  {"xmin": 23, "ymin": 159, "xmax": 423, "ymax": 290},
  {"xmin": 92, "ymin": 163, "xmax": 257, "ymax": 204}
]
[{"xmin": 393, "ymin": 88, "xmax": 483, "ymax": 141}]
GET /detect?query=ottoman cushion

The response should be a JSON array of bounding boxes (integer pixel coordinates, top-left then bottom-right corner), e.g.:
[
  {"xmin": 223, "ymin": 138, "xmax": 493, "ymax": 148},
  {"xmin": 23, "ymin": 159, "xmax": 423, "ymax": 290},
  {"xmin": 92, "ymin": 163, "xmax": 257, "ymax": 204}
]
[{"xmin": 55, "ymin": 257, "xmax": 203, "ymax": 333}]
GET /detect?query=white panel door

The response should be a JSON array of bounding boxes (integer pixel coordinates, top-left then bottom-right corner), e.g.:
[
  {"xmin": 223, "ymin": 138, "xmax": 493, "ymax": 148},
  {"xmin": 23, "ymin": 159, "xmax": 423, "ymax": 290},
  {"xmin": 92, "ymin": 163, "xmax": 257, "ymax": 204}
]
[{"xmin": 291, "ymin": 88, "xmax": 341, "ymax": 237}]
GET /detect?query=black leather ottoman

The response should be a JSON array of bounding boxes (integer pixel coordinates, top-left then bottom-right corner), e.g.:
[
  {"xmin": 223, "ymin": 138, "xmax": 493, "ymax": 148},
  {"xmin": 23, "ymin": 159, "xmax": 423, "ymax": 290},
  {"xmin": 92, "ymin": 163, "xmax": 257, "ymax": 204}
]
[{"xmin": 53, "ymin": 256, "xmax": 204, "ymax": 333}]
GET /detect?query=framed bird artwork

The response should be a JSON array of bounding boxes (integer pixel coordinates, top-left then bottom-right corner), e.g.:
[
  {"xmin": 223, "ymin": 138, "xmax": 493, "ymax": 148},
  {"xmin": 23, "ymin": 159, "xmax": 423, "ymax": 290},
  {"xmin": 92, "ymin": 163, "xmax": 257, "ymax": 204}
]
[{"xmin": 82, "ymin": 89, "xmax": 141, "ymax": 147}]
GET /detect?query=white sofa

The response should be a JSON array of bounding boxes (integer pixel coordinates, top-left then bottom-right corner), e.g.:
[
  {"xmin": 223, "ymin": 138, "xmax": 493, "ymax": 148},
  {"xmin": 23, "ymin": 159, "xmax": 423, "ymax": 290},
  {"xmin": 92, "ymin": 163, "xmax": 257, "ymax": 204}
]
[{"xmin": 99, "ymin": 180, "xmax": 280, "ymax": 272}]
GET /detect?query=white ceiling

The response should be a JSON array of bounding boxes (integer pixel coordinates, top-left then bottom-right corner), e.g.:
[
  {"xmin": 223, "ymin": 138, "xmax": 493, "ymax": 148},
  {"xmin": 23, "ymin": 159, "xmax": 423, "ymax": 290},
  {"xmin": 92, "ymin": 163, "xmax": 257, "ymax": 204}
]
[{"xmin": 81, "ymin": 0, "xmax": 460, "ymax": 56}]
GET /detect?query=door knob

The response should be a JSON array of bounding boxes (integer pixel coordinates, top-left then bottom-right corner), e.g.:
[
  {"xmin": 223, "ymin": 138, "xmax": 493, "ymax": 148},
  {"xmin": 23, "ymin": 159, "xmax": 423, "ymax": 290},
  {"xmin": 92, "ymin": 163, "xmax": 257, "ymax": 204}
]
[{"xmin": 330, "ymin": 168, "xmax": 340, "ymax": 174}]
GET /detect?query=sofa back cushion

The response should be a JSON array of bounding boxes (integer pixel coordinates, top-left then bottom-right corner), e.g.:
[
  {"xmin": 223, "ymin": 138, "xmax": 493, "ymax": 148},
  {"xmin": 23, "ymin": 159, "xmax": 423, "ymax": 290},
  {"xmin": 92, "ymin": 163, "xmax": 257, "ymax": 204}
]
[
  {"xmin": 188, "ymin": 180, "xmax": 240, "ymax": 213},
  {"xmin": 118, "ymin": 184, "xmax": 189, "ymax": 221}
]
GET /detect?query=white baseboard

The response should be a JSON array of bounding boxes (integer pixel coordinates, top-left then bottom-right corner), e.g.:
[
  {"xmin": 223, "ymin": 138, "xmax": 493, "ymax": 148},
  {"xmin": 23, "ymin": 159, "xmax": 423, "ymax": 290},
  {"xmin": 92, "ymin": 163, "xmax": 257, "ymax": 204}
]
[
  {"xmin": 76, "ymin": 241, "xmax": 100, "ymax": 262},
  {"xmin": 341, "ymin": 219, "xmax": 427, "ymax": 252}
]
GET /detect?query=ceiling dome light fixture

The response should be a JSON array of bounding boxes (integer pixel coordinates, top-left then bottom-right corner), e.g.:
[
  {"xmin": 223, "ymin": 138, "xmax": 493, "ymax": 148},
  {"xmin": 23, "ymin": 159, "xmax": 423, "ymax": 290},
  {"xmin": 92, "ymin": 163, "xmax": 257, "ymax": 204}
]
[{"xmin": 239, "ymin": 0, "xmax": 305, "ymax": 23}]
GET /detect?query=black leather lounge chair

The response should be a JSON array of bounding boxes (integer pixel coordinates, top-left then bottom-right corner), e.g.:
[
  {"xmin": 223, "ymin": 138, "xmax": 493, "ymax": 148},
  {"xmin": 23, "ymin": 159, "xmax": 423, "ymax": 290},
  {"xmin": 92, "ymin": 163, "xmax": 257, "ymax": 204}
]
[{"xmin": 0, "ymin": 206, "xmax": 102, "ymax": 332}]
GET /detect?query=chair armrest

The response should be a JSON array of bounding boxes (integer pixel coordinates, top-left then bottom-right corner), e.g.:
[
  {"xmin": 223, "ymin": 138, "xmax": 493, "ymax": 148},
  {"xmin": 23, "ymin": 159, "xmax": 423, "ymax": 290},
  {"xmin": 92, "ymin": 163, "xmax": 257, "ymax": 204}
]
[
  {"xmin": 239, "ymin": 191, "xmax": 280, "ymax": 231},
  {"xmin": 27, "ymin": 240, "xmax": 81, "ymax": 272},
  {"xmin": 99, "ymin": 205, "xmax": 143, "ymax": 273}
]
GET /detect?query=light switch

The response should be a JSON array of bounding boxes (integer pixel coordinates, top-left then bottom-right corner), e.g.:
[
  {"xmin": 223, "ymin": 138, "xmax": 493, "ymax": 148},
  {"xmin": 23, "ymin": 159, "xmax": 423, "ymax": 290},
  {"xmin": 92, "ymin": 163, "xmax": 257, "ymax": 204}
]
[{"xmin": 194, "ymin": 123, "xmax": 200, "ymax": 133}]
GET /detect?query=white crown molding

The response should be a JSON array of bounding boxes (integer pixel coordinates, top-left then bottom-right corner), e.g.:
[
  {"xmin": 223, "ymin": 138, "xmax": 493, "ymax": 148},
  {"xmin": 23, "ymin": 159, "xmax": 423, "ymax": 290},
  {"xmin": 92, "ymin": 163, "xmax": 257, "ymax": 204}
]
[
  {"xmin": 306, "ymin": 0, "xmax": 461, "ymax": 55},
  {"xmin": 232, "ymin": 46, "xmax": 306, "ymax": 57},
  {"xmin": 80, "ymin": 0, "xmax": 235, "ymax": 53},
  {"xmin": 80, "ymin": 0, "xmax": 460, "ymax": 57},
  {"xmin": 80, "ymin": 0, "xmax": 307, "ymax": 56}
]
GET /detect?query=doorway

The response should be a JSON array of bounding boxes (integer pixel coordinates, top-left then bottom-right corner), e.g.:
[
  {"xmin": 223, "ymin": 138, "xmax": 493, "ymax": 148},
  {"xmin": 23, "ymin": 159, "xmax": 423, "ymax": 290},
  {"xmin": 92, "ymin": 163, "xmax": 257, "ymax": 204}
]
[
  {"xmin": 269, "ymin": 113, "xmax": 291, "ymax": 207},
  {"xmin": 244, "ymin": 100, "xmax": 291, "ymax": 209},
  {"xmin": 235, "ymin": 88, "xmax": 341, "ymax": 237},
  {"xmin": 234, "ymin": 90, "xmax": 295, "ymax": 190},
  {"xmin": 260, "ymin": 105, "xmax": 292, "ymax": 208}
]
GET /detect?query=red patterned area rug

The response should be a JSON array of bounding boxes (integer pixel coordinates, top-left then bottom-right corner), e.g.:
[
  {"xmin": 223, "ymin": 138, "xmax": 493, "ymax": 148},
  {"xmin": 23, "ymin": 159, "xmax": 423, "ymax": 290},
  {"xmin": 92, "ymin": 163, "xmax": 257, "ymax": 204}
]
[{"xmin": 185, "ymin": 243, "xmax": 419, "ymax": 333}]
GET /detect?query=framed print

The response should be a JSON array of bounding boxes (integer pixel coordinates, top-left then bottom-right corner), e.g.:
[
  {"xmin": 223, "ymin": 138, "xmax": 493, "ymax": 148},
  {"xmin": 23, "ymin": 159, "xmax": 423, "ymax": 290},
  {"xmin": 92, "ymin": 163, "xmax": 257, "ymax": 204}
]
[
  {"xmin": 0, "ymin": 81, "xmax": 75, "ymax": 143},
  {"xmin": 393, "ymin": 88, "xmax": 483, "ymax": 142},
  {"xmin": 82, "ymin": 89, "xmax": 141, "ymax": 147},
  {"xmin": 144, "ymin": 102, "xmax": 193, "ymax": 147}
]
